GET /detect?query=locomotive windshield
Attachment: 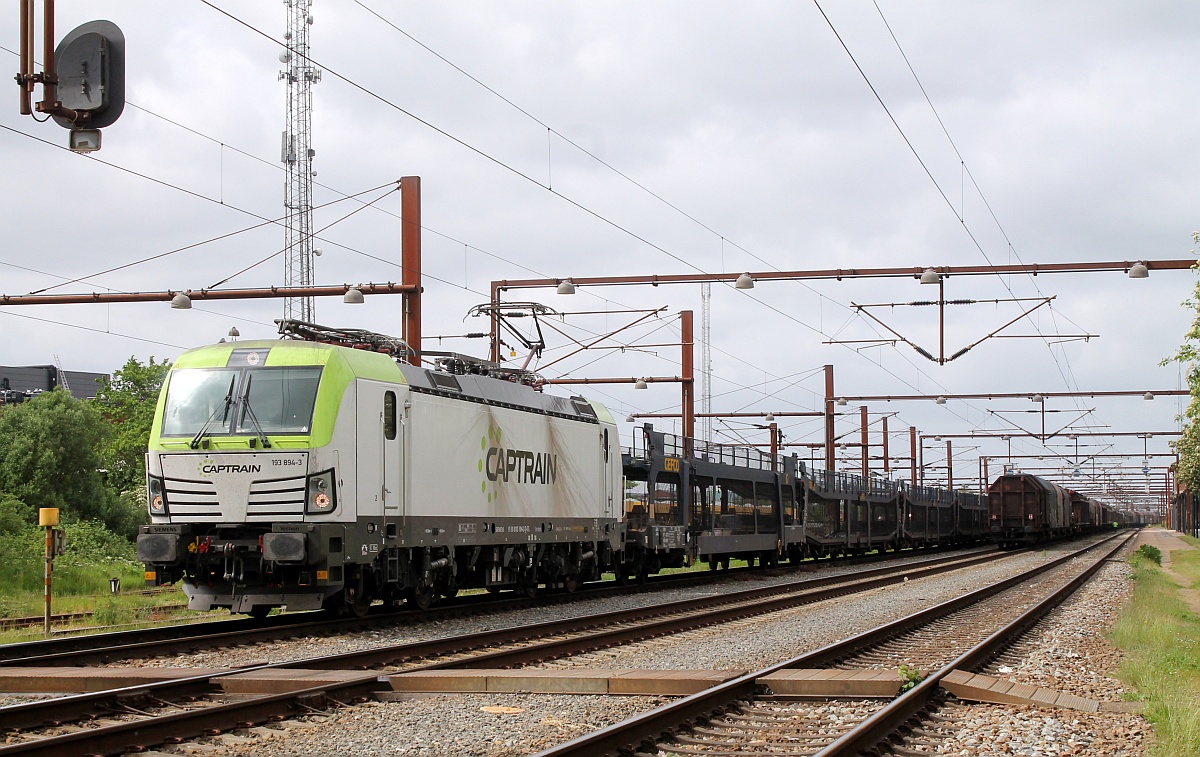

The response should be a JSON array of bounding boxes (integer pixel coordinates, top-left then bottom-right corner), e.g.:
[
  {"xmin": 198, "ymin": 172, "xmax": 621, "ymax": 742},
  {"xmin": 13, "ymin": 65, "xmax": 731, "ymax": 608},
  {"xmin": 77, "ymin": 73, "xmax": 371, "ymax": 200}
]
[{"xmin": 161, "ymin": 366, "xmax": 323, "ymax": 437}]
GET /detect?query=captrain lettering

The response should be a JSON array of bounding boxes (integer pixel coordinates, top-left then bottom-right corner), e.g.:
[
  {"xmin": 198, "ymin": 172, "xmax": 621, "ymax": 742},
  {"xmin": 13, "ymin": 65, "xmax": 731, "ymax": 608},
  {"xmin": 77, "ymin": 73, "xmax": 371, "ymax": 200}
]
[
  {"xmin": 201, "ymin": 464, "xmax": 263, "ymax": 474},
  {"xmin": 485, "ymin": 447, "xmax": 557, "ymax": 484}
]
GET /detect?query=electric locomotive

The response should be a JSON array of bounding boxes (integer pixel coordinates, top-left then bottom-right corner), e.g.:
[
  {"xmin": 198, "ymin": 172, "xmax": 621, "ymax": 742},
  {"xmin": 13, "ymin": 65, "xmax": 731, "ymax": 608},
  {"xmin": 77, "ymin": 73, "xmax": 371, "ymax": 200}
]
[{"xmin": 137, "ymin": 321, "xmax": 623, "ymax": 616}]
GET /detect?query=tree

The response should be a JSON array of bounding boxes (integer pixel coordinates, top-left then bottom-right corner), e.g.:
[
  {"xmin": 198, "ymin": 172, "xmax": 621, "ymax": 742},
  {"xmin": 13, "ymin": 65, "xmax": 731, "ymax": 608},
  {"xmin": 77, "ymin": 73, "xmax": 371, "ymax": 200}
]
[
  {"xmin": 1166, "ymin": 235, "xmax": 1200, "ymax": 492},
  {"xmin": 0, "ymin": 389, "xmax": 116, "ymax": 525},
  {"xmin": 92, "ymin": 356, "xmax": 170, "ymax": 496}
]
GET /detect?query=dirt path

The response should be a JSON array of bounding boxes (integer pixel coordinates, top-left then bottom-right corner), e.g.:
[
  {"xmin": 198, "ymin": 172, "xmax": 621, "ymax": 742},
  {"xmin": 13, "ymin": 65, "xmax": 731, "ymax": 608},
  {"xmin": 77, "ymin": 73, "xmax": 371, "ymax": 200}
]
[{"xmin": 1132, "ymin": 528, "xmax": 1200, "ymax": 614}]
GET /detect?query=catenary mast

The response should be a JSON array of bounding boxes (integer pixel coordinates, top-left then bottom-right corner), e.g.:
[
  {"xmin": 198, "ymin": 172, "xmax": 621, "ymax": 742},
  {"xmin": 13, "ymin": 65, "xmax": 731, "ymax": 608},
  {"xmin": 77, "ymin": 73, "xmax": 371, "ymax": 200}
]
[
  {"xmin": 280, "ymin": 1, "xmax": 320, "ymax": 323},
  {"xmin": 700, "ymin": 282, "xmax": 712, "ymax": 444}
]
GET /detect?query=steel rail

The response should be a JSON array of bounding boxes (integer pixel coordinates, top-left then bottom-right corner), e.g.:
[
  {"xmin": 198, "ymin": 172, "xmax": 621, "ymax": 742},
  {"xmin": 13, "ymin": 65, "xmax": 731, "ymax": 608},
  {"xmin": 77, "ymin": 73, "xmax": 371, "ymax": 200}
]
[
  {"xmin": 0, "ymin": 543, "xmax": 988, "ymax": 667},
  {"xmin": 0, "ymin": 565, "xmax": 733, "ymax": 666},
  {"xmin": 814, "ymin": 531, "xmax": 1136, "ymax": 756},
  {"xmin": 295, "ymin": 548, "xmax": 1006, "ymax": 673},
  {"xmin": 0, "ymin": 674, "xmax": 386, "ymax": 757},
  {"xmin": 0, "ymin": 548, "xmax": 1000, "ymax": 744},
  {"xmin": 531, "ymin": 532, "xmax": 1131, "ymax": 757}
]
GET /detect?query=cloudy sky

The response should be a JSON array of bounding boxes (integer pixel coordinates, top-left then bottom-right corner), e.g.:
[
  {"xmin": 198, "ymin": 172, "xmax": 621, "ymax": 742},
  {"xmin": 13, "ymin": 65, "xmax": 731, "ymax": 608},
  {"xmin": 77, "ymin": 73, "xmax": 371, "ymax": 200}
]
[{"xmin": 2, "ymin": 1, "xmax": 1197, "ymax": 507}]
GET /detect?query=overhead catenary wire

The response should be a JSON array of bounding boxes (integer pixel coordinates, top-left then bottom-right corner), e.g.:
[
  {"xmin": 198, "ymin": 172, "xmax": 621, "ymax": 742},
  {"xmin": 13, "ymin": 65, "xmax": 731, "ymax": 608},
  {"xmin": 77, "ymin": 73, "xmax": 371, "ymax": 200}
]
[
  {"xmin": 810, "ymin": 0, "xmax": 1117, "ymax": 462},
  {"xmin": 0, "ymin": 37, "xmax": 863, "ymax": 428},
  {"xmin": 198, "ymin": 1, "xmax": 971, "ymax": 395},
  {"xmin": 337, "ymin": 1, "xmax": 985, "ymax": 408},
  {"xmin": 4, "ymin": 15, "xmax": 956, "ymax": 421},
  {"xmin": 5, "ymin": 10, "xmax": 1150, "ymax": 475},
  {"xmin": 816, "ymin": 1, "xmax": 1084, "ymax": 403}
]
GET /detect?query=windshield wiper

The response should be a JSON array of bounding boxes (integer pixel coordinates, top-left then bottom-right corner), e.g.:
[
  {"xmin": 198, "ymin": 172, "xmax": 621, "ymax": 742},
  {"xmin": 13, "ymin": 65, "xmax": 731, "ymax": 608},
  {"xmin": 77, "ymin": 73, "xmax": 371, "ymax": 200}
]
[
  {"xmin": 238, "ymin": 374, "xmax": 272, "ymax": 449},
  {"xmin": 190, "ymin": 375, "xmax": 237, "ymax": 449}
]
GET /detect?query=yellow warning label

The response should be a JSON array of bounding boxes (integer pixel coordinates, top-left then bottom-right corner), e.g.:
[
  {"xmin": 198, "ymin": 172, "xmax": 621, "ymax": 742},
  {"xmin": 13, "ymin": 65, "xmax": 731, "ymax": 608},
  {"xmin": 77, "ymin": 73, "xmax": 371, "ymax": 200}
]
[
  {"xmin": 316, "ymin": 570, "xmax": 329, "ymax": 581},
  {"xmin": 144, "ymin": 571, "xmax": 157, "ymax": 582}
]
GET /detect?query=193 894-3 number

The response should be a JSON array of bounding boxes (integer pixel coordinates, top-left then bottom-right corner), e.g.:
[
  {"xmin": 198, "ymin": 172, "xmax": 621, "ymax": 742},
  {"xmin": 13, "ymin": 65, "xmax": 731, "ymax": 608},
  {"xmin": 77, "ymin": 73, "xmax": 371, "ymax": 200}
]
[{"xmin": 271, "ymin": 457, "xmax": 305, "ymax": 467}]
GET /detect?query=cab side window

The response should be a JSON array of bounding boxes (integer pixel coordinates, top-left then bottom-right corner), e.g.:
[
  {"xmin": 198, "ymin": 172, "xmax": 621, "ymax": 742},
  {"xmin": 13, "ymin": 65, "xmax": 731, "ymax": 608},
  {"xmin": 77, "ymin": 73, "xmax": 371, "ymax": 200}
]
[{"xmin": 384, "ymin": 391, "xmax": 397, "ymax": 440}]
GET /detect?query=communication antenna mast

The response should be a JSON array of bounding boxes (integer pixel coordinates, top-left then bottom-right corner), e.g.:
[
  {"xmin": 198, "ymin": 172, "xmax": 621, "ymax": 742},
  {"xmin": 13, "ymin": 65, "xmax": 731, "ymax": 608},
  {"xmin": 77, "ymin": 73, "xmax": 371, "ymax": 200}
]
[
  {"xmin": 700, "ymin": 282, "xmax": 712, "ymax": 444},
  {"xmin": 279, "ymin": 0, "xmax": 321, "ymax": 323}
]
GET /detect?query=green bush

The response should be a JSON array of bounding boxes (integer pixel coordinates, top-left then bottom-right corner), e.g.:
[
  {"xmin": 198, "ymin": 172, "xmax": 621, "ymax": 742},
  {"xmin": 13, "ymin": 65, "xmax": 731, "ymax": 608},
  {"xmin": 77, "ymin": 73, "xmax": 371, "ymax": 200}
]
[{"xmin": 1136, "ymin": 544, "xmax": 1164, "ymax": 565}]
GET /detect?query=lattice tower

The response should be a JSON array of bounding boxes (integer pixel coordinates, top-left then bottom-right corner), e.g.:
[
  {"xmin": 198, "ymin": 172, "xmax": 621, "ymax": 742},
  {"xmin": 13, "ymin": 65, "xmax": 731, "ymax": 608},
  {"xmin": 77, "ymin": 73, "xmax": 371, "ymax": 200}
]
[{"xmin": 280, "ymin": 0, "xmax": 320, "ymax": 322}]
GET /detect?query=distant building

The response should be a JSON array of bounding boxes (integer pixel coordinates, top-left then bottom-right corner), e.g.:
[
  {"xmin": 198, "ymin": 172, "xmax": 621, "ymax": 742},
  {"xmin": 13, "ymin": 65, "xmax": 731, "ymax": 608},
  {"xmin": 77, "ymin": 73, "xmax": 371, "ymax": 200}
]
[{"xmin": 0, "ymin": 365, "xmax": 108, "ymax": 403}]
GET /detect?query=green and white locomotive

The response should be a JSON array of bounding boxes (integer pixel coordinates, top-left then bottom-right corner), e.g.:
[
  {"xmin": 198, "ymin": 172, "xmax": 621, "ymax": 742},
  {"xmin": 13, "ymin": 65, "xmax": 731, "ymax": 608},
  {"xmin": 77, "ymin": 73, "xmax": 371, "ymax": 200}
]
[{"xmin": 137, "ymin": 321, "xmax": 623, "ymax": 616}]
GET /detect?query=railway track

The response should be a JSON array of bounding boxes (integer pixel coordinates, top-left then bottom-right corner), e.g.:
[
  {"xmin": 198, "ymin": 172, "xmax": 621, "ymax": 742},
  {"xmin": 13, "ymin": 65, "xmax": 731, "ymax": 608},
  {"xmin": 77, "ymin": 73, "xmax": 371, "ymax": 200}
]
[
  {"xmin": 0, "ymin": 543, "xmax": 992, "ymax": 667},
  {"xmin": 0, "ymin": 545, "xmax": 1013, "ymax": 755},
  {"xmin": 532, "ymin": 531, "xmax": 1134, "ymax": 756}
]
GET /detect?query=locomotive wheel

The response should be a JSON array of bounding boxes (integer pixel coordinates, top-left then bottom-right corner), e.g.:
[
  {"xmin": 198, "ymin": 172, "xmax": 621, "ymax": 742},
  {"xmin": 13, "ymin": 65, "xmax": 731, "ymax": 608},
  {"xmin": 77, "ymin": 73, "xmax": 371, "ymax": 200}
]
[
  {"xmin": 562, "ymin": 574, "xmax": 579, "ymax": 593},
  {"xmin": 248, "ymin": 605, "xmax": 271, "ymax": 620},
  {"xmin": 408, "ymin": 584, "xmax": 435, "ymax": 610}
]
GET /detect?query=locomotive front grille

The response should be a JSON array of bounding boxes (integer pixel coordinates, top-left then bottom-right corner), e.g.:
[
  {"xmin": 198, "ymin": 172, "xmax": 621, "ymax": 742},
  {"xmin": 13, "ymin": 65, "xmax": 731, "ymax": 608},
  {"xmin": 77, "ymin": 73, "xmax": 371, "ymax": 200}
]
[
  {"xmin": 246, "ymin": 476, "xmax": 307, "ymax": 520},
  {"xmin": 164, "ymin": 478, "xmax": 222, "ymax": 521},
  {"xmin": 161, "ymin": 475, "xmax": 307, "ymax": 522}
]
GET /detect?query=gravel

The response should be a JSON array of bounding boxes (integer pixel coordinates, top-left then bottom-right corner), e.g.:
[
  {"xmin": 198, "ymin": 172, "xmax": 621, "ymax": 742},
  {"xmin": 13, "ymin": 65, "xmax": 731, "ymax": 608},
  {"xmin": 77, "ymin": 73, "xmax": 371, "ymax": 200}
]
[
  {"xmin": 913, "ymin": 559, "xmax": 1149, "ymax": 756},
  {"xmin": 10, "ymin": 537, "xmax": 1145, "ymax": 755},
  {"xmin": 195, "ymin": 694, "xmax": 668, "ymax": 757},
  {"xmin": 537, "ymin": 546, "xmax": 1080, "ymax": 673},
  {"xmin": 159, "ymin": 542, "xmax": 1118, "ymax": 756},
  {"xmin": 114, "ymin": 546, "xmax": 1006, "ymax": 670},
  {"xmin": 918, "ymin": 704, "xmax": 1148, "ymax": 756}
]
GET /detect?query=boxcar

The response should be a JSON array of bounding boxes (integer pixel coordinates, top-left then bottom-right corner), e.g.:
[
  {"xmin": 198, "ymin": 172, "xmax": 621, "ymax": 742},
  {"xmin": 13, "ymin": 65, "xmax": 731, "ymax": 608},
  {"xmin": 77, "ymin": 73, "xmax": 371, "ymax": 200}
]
[{"xmin": 988, "ymin": 474, "xmax": 1071, "ymax": 547}]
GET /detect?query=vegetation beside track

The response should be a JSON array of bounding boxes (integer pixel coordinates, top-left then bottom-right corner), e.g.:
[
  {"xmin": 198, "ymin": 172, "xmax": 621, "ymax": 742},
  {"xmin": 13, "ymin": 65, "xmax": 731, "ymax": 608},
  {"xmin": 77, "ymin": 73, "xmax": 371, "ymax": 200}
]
[
  {"xmin": 0, "ymin": 518, "xmax": 198, "ymax": 642},
  {"xmin": 1111, "ymin": 534, "xmax": 1200, "ymax": 756}
]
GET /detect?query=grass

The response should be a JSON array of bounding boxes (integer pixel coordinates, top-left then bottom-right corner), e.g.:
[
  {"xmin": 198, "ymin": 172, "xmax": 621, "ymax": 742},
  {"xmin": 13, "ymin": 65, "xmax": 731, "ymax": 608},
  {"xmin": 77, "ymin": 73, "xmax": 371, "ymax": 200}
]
[{"xmin": 1110, "ymin": 532, "xmax": 1200, "ymax": 756}]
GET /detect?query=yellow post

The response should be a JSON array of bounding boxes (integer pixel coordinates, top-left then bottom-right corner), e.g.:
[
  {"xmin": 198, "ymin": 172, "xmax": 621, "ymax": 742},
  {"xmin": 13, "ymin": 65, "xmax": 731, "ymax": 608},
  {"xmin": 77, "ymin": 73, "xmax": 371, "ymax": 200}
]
[{"xmin": 39, "ymin": 508, "xmax": 58, "ymax": 638}]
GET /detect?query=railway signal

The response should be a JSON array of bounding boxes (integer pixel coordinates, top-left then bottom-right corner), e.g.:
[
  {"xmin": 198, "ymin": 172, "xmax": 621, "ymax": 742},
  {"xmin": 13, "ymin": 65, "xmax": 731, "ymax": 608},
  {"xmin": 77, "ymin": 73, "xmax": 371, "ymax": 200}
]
[{"xmin": 16, "ymin": 2, "xmax": 125, "ymax": 151}]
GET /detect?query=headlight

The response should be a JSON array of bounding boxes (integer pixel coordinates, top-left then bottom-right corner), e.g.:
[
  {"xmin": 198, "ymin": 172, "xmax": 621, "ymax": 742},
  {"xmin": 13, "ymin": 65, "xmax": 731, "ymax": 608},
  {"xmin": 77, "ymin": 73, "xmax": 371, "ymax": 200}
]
[
  {"xmin": 147, "ymin": 476, "xmax": 168, "ymax": 515},
  {"xmin": 307, "ymin": 470, "xmax": 337, "ymax": 514}
]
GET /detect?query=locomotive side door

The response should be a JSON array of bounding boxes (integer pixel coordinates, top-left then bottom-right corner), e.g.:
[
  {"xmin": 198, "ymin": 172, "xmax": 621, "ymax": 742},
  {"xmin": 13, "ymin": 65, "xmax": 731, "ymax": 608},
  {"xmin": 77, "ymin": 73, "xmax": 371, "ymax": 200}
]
[
  {"xmin": 602, "ymin": 426, "xmax": 615, "ymax": 520},
  {"xmin": 381, "ymin": 389, "xmax": 401, "ymax": 517},
  {"xmin": 356, "ymin": 381, "xmax": 403, "ymax": 519}
]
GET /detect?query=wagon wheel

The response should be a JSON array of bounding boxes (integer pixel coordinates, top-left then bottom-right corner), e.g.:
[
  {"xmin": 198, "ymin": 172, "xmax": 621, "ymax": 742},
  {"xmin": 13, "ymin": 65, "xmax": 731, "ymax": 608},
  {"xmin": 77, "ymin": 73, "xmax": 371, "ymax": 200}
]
[
  {"xmin": 349, "ymin": 593, "xmax": 372, "ymax": 618},
  {"xmin": 247, "ymin": 605, "xmax": 272, "ymax": 620},
  {"xmin": 407, "ymin": 584, "xmax": 435, "ymax": 611},
  {"xmin": 613, "ymin": 550, "xmax": 633, "ymax": 585},
  {"xmin": 562, "ymin": 574, "xmax": 579, "ymax": 593},
  {"xmin": 519, "ymin": 573, "xmax": 540, "ymax": 598}
]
